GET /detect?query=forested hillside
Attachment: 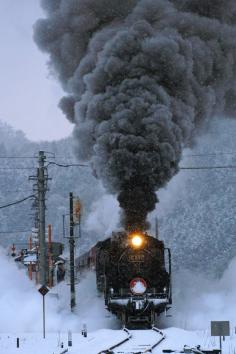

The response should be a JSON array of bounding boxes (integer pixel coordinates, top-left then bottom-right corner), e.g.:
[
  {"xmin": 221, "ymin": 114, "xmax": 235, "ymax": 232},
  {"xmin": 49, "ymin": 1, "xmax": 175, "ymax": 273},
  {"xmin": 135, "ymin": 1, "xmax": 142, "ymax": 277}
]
[{"xmin": 154, "ymin": 117, "xmax": 236, "ymax": 277}]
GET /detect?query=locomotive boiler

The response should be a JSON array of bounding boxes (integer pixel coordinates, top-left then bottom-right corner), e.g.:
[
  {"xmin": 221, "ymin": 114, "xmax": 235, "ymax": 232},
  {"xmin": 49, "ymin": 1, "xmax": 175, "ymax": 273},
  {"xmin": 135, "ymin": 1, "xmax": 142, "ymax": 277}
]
[{"xmin": 78, "ymin": 231, "xmax": 172, "ymax": 327}]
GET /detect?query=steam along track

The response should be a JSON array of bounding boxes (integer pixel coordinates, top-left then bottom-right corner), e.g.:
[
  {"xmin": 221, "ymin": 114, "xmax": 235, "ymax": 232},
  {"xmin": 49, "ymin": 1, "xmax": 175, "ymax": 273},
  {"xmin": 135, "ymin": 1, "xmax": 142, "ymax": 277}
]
[{"xmin": 77, "ymin": 231, "xmax": 172, "ymax": 328}]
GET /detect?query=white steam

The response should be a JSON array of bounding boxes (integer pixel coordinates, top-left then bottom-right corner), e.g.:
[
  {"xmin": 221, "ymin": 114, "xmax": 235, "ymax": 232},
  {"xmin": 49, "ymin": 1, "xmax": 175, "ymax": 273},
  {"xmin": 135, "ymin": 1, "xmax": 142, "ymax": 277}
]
[
  {"xmin": 85, "ymin": 194, "xmax": 120, "ymax": 237},
  {"xmin": 0, "ymin": 247, "xmax": 117, "ymax": 332},
  {"xmin": 164, "ymin": 257, "xmax": 236, "ymax": 330},
  {"xmin": 0, "ymin": 247, "xmax": 74, "ymax": 332}
]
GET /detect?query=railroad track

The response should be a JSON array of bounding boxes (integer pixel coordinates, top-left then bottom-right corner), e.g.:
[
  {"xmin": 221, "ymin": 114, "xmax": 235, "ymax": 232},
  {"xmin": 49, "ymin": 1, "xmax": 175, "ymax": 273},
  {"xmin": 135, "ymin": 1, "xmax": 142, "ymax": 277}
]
[{"xmin": 99, "ymin": 327, "xmax": 165, "ymax": 354}]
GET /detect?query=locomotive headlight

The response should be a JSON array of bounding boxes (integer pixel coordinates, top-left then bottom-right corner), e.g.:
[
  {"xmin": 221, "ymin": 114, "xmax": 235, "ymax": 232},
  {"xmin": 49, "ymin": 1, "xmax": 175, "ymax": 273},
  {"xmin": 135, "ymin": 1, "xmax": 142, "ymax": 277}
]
[{"xmin": 131, "ymin": 234, "xmax": 143, "ymax": 248}]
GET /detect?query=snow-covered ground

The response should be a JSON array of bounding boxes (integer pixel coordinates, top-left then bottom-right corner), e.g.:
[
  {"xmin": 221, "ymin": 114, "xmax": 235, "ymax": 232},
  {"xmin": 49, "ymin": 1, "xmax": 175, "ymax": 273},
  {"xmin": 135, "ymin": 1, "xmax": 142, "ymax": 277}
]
[
  {"xmin": 0, "ymin": 330, "xmax": 126, "ymax": 354},
  {"xmin": 0, "ymin": 328, "xmax": 234, "ymax": 354},
  {"xmin": 1, "ymin": 247, "xmax": 236, "ymax": 353}
]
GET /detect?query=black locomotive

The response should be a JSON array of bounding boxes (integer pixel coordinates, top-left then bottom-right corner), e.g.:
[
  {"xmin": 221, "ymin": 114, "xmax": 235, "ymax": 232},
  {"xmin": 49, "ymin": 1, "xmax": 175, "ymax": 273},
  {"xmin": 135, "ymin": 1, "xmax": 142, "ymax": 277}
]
[{"xmin": 78, "ymin": 231, "xmax": 172, "ymax": 327}]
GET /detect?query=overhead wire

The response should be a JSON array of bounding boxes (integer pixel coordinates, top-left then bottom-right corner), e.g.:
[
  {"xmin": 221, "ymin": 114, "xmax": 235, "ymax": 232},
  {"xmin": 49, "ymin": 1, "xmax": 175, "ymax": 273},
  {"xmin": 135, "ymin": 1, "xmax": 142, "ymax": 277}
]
[
  {"xmin": 0, "ymin": 156, "xmax": 37, "ymax": 159},
  {"xmin": 183, "ymin": 152, "xmax": 236, "ymax": 157},
  {"xmin": 47, "ymin": 161, "xmax": 89, "ymax": 168},
  {"xmin": 180, "ymin": 165, "xmax": 236, "ymax": 170},
  {"xmin": 0, "ymin": 195, "xmax": 35, "ymax": 209},
  {"xmin": 50, "ymin": 162, "xmax": 236, "ymax": 170},
  {"xmin": 0, "ymin": 189, "xmax": 33, "ymax": 193},
  {"xmin": 0, "ymin": 151, "xmax": 234, "ymax": 159},
  {"xmin": 0, "ymin": 155, "xmax": 75, "ymax": 159},
  {"xmin": 0, "ymin": 160, "xmax": 235, "ymax": 172},
  {"xmin": 0, "ymin": 230, "xmax": 32, "ymax": 234},
  {"xmin": 0, "ymin": 167, "xmax": 36, "ymax": 170}
]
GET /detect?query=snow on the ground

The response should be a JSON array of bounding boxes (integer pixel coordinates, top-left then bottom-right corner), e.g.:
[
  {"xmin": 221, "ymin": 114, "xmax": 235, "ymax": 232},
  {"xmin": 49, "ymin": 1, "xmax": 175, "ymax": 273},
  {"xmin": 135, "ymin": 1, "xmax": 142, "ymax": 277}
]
[
  {"xmin": 159, "ymin": 328, "xmax": 216, "ymax": 351},
  {"xmin": 157, "ymin": 327, "xmax": 236, "ymax": 354},
  {"xmin": 0, "ymin": 328, "xmax": 235, "ymax": 354},
  {"xmin": 0, "ymin": 330, "xmax": 127, "ymax": 354},
  {"xmin": 2, "ymin": 246, "xmax": 236, "ymax": 353}
]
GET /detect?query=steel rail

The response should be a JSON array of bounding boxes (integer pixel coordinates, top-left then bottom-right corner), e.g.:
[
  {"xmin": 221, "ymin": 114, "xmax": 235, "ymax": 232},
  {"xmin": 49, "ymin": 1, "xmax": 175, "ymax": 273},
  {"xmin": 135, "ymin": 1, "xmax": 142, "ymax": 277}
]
[
  {"xmin": 99, "ymin": 327, "xmax": 165, "ymax": 354},
  {"xmin": 133, "ymin": 327, "xmax": 166, "ymax": 354},
  {"xmin": 98, "ymin": 328, "xmax": 131, "ymax": 354},
  {"xmin": 149, "ymin": 327, "xmax": 166, "ymax": 351}
]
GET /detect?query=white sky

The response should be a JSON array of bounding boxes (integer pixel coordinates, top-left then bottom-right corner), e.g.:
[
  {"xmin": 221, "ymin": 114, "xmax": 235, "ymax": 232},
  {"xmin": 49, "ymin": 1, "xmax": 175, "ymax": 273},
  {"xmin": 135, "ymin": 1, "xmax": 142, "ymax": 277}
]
[{"xmin": 0, "ymin": 0, "xmax": 73, "ymax": 142}]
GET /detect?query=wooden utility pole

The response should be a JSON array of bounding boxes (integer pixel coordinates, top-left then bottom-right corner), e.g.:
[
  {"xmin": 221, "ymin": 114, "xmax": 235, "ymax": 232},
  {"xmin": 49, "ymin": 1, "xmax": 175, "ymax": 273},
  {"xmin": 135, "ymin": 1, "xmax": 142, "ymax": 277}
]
[{"xmin": 38, "ymin": 151, "xmax": 47, "ymax": 285}]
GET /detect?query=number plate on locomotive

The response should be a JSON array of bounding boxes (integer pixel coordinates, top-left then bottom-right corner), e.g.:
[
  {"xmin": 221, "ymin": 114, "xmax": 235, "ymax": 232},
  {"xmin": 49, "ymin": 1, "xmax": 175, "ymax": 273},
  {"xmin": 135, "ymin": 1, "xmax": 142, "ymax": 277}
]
[{"xmin": 128, "ymin": 254, "xmax": 145, "ymax": 262}]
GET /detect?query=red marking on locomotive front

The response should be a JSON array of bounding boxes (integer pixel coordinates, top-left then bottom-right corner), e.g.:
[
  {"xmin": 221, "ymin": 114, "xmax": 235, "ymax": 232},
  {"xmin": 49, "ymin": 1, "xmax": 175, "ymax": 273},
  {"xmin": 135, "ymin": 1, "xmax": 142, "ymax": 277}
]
[{"xmin": 130, "ymin": 277, "xmax": 147, "ymax": 295}]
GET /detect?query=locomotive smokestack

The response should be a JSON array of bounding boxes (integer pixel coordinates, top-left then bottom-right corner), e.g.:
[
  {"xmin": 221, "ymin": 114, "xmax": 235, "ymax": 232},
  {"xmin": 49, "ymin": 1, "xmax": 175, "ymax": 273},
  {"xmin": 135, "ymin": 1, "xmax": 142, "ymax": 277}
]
[{"xmin": 35, "ymin": 0, "xmax": 236, "ymax": 230}]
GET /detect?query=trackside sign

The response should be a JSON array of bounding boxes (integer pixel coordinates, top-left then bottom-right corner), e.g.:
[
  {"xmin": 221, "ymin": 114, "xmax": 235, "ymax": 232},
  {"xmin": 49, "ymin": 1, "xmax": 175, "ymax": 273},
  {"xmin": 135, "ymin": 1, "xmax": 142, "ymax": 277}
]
[{"xmin": 211, "ymin": 321, "xmax": 230, "ymax": 337}]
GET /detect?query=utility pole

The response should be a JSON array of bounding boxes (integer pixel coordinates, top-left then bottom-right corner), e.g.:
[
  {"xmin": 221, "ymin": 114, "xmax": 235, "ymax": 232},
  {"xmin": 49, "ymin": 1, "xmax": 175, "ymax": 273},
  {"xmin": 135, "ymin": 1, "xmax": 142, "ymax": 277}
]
[
  {"xmin": 30, "ymin": 151, "xmax": 49, "ymax": 285},
  {"xmin": 38, "ymin": 151, "xmax": 47, "ymax": 285},
  {"xmin": 69, "ymin": 192, "xmax": 76, "ymax": 311}
]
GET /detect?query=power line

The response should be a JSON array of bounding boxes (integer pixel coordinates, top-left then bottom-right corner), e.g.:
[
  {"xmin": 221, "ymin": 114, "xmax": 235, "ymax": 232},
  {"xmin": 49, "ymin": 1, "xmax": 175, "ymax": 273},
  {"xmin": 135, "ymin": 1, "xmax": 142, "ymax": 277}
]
[
  {"xmin": 47, "ymin": 162, "xmax": 89, "ymax": 168},
  {"xmin": 0, "ymin": 167, "xmax": 36, "ymax": 170},
  {"xmin": 0, "ymin": 156, "xmax": 36, "ymax": 159},
  {"xmin": 0, "ymin": 163, "xmax": 88, "ymax": 170},
  {"xmin": 0, "ymin": 189, "xmax": 32, "ymax": 193},
  {"xmin": 0, "ymin": 195, "xmax": 35, "ymax": 209},
  {"xmin": 53, "ymin": 156, "xmax": 77, "ymax": 159},
  {"xmin": 180, "ymin": 165, "xmax": 236, "ymax": 170},
  {"xmin": 0, "ymin": 155, "xmax": 78, "ymax": 160},
  {"xmin": 183, "ymin": 152, "xmax": 236, "ymax": 157},
  {"xmin": 53, "ymin": 160, "xmax": 84, "ymax": 164},
  {"xmin": 0, "ymin": 230, "xmax": 31, "ymax": 234},
  {"xmin": 0, "ymin": 152, "xmax": 54, "ymax": 159}
]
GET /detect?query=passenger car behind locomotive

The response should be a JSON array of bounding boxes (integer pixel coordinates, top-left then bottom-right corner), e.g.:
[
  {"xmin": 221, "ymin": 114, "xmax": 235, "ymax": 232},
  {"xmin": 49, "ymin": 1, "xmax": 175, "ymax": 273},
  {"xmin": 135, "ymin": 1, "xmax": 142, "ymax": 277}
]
[{"xmin": 78, "ymin": 231, "xmax": 172, "ymax": 327}]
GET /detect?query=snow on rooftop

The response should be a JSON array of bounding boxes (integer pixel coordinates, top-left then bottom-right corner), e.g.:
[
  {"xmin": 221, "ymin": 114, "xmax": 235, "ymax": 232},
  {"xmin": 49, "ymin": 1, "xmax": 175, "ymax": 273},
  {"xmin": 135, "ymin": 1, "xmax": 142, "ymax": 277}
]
[{"xmin": 23, "ymin": 254, "xmax": 37, "ymax": 264}]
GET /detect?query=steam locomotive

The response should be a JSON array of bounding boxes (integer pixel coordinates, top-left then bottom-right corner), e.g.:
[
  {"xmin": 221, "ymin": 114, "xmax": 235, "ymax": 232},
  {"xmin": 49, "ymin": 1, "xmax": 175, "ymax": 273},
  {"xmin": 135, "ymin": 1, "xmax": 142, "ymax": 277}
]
[{"xmin": 77, "ymin": 231, "xmax": 172, "ymax": 327}]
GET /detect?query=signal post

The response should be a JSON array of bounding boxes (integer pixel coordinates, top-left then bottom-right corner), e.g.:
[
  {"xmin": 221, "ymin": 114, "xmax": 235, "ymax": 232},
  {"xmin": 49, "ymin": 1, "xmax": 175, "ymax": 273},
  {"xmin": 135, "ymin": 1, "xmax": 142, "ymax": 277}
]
[
  {"xmin": 68, "ymin": 193, "xmax": 81, "ymax": 311},
  {"xmin": 69, "ymin": 192, "xmax": 76, "ymax": 310}
]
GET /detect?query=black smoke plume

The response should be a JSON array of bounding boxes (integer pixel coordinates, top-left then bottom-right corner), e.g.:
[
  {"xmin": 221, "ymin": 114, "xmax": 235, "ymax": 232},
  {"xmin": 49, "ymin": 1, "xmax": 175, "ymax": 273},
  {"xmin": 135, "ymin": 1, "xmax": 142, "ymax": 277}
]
[{"xmin": 34, "ymin": 0, "xmax": 236, "ymax": 230}]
